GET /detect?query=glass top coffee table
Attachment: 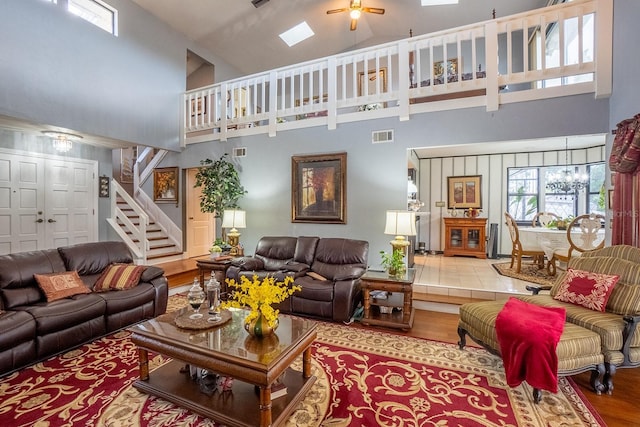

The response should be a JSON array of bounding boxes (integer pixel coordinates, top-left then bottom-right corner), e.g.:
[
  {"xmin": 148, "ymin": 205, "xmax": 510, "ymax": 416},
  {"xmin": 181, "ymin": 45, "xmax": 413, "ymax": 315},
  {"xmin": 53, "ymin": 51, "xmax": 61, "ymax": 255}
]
[{"xmin": 129, "ymin": 307, "xmax": 317, "ymax": 427}]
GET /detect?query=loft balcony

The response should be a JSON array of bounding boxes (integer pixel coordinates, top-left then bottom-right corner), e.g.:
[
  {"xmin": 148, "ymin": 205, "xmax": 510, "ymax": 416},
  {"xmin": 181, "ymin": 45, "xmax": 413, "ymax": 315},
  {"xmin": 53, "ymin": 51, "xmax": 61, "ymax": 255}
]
[{"xmin": 182, "ymin": 0, "xmax": 611, "ymax": 146}]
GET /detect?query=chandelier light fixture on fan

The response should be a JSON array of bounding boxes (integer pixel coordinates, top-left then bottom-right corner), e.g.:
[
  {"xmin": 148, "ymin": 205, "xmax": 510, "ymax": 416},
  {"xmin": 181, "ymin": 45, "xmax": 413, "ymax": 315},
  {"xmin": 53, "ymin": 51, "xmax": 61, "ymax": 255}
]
[
  {"xmin": 545, "ymin": 138, "xmax": 589, "ymax": 197},
  {"xmin": 326, "ymin": 0, "xmax": 385, "ymax": 31},
  {"xmin": 42, "ymin": 130, "xmax": 83, "ymax": 153}
]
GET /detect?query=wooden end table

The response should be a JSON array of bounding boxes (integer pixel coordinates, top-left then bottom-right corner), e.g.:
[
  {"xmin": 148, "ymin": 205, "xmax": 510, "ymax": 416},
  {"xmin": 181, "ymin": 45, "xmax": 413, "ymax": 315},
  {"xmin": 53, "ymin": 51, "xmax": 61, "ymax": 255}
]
[
  {"xmin": 360, "ymin": 268, "xmax": 416, "ymax": 331},
  {"xmin": 130, "ymin": 308, "xmax": 317, "ymax": 427},
  {"xmin": 196, "ymin": 257, "xmax": 234, "ymax": 295}
]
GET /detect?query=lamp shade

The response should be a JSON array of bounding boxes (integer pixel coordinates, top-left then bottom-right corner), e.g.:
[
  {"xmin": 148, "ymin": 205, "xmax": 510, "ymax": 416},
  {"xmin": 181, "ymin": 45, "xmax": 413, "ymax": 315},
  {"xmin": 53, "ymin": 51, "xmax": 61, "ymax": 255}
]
[
  {"xmin": 221, "ymin": 209, "xmax": 246, "ymax": 229},
  {"xmin": 384, "ymin": 211, "xmax": 416, "ymax": 236}
]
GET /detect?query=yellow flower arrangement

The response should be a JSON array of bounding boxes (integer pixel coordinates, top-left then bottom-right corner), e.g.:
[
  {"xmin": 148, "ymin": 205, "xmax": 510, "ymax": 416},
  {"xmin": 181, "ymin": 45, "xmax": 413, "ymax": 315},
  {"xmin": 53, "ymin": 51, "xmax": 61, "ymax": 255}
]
[{"xmin": 221, "ymin": 275, "xmax": 301, "ymax": 328}]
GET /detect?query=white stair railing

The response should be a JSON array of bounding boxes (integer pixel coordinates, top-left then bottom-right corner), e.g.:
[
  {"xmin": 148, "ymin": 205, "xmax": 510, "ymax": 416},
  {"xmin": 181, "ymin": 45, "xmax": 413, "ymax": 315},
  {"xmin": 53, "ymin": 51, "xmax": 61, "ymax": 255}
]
[
  {"xmin": 134, "ymin": 184, "xmax": 183, "ymax": 254},
  {"xmin": 106, "ymin": 179, "xmax": 148, "ymax": 261}
]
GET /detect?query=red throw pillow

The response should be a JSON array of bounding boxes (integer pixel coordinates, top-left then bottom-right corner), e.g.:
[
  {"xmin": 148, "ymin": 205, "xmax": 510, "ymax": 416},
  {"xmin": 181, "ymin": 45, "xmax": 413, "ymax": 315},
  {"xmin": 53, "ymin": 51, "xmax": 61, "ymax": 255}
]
[
  {"xmin": 553, "ymin": 268, "xmax": 619, "ymax": 312},
  {"xmin": 34, "ymin": 271, "xmax": 90, "ymax": 302},
  {"xmin": 94, "ymin": 263, "xmax": 146, "ymax": 292}
]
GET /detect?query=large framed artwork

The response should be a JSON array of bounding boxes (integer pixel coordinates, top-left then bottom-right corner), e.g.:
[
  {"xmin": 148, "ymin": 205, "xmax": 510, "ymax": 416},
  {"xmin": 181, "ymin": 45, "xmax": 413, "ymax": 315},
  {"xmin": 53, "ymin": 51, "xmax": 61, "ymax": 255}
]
[
  {"xmin": 153, "ymin": 167, "xmax": 179, "ymax": 203},
  {"xmin": 291, "ymin": 152, "xmax": 347, "ymax": 224},
  {"xmin": 447, "ymin": 175, "xmax": 481, "ymax": 209}
]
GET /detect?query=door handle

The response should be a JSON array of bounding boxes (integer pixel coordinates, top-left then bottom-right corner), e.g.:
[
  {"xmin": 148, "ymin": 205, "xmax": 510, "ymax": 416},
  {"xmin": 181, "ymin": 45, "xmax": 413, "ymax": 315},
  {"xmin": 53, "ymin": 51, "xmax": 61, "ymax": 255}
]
[
  {"xmin": 36, "ymin": 219, "xmax": 44, "ymax": 223},
  {"xmin": 48, "ymin": 219, "xmax": 56, "ymax": 223},
  {"xmin": 189, "ymin": 217, "xmax": 194, "ymax": 219}
]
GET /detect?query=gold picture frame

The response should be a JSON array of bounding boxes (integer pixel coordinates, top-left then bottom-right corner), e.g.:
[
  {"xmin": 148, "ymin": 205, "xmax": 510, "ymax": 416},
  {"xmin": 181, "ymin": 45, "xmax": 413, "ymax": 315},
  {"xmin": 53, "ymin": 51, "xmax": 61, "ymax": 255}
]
[
  {"xmin": 291, "ymin": 152, "xmax": 347, "ymax": 224},
  {"xmin": 153, "ymin": 167, "xmax": 179, "ymax": 203},
  {"xmin": 447, "ymin": 175, "xmax": 481, "ymax": 209},
  {"xmin": 358, "ymin": 68, "xmax": 387, "ymax": 97},
  {"xmin": 433, "ymin": 58, "xmax": 459, "ymax": 79}
]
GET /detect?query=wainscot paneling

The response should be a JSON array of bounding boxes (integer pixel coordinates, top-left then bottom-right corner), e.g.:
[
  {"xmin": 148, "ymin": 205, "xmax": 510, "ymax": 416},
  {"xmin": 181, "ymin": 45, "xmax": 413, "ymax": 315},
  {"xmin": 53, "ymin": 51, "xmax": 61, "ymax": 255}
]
[{"xmin": 417, "ymin": 144, "xmax": 605, "ymax": 256}]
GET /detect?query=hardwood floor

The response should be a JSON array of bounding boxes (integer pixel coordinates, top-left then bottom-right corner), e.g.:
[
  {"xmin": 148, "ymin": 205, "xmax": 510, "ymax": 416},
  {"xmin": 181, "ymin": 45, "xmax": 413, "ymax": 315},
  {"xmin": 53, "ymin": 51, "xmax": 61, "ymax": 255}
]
[{"xmin": 157, "ymin": 257, "xmax": 639, "ymax": 426}]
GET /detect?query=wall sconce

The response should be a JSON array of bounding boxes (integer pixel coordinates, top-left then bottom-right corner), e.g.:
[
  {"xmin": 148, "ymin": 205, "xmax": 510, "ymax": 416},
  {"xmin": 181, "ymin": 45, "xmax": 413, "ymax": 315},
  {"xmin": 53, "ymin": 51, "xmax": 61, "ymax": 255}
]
[
  {"xmin": 42, "ymin": 131, "xmax": 83, "ymax": 153},
  {"xmin": 221, "ymin": 209, "xmax": 246, "ymax": 256}
]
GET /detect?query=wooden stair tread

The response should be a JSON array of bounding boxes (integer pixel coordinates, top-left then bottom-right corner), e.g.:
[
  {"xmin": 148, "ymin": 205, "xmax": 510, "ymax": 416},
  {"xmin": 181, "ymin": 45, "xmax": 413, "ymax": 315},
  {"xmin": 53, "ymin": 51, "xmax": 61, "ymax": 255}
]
[{"xmin": 147, "ymin": 251, "xmax": 183, "ymax": 260}]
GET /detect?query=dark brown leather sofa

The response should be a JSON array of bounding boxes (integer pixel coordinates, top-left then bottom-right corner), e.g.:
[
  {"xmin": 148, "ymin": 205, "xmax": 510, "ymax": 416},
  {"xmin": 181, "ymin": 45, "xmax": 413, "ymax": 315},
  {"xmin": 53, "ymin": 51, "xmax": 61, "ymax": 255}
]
[
  {"xmin": 0, "ymin": 241, "xmax": 168, "ymax": 377},
  {"xmin": 227, "ymin": 236, "xmax": 369, "ymax": 322}
]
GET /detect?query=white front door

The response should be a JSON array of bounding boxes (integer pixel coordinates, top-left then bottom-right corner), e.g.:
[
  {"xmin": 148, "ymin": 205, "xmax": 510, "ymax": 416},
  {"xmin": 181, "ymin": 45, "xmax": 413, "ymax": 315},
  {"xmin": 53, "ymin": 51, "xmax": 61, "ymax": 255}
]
[
  {"xmin": 44, "ymin": 159, "xmax": 95, "ymax": 248},
  {"xmin": 0, "ymin": 149, "xmax": 97, "ymax": 255},
  {"xmin": 0, "ymin": 153, "xmax": 46, "ymax": 253},
  {"xmin": 185, "ymin": 167, "xmax": 214, "ymax": 258}
]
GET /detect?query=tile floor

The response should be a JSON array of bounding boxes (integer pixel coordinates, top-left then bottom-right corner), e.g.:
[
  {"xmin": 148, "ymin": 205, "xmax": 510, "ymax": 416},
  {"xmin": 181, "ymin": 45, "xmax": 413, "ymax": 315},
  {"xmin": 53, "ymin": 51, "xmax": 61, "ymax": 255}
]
[{"xmin": 411, "ymin": 254, "xmax": 542, "ymax": 313}]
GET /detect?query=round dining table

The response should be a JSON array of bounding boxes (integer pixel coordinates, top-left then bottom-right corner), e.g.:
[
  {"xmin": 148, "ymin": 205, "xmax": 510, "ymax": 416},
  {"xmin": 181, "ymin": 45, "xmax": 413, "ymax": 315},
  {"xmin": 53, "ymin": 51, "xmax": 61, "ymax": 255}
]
[{"xmin": 518, "ymin": 227, "xmax": 605, "ymax": 262}]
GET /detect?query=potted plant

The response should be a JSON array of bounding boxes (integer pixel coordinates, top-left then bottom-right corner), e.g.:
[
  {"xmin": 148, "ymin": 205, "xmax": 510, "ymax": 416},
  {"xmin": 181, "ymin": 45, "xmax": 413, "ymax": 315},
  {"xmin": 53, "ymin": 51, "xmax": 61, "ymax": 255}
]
[
  {"xmin": 195, "ymin": 154, "xmax": 247, "ymax": 239},
  {"xmin": 380, "ymin": 250, "xmax": 406, "ymax": 278},
  {"xmin": 209, "ymin": 244, "xmax": 223, "ymax": 258}
]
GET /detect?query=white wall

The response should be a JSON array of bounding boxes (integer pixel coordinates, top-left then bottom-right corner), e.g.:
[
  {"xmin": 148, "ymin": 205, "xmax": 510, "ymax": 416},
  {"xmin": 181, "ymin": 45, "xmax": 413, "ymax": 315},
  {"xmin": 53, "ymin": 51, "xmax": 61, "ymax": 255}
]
[{"xmin": 419, "ymin": 144, "xmax": 606, "ymax": 255}]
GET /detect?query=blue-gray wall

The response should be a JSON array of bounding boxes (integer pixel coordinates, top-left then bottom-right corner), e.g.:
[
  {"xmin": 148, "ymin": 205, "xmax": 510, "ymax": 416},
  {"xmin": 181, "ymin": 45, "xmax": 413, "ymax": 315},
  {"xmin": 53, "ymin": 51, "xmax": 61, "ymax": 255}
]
[
  {"xmin": 175, "ymin": 93, "xmax": 609, "ymax": 264},
  {"xmin": 0, "ymin": 0, "xmax": 238, "ymax": 150}
]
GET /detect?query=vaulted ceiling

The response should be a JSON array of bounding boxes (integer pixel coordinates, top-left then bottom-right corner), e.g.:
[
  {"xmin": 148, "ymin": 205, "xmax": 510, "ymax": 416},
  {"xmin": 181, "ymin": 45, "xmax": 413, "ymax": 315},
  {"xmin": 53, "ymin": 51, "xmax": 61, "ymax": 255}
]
[{"xmin": 131, "ymin": 0, "xmax": 549, "ymax": 76}]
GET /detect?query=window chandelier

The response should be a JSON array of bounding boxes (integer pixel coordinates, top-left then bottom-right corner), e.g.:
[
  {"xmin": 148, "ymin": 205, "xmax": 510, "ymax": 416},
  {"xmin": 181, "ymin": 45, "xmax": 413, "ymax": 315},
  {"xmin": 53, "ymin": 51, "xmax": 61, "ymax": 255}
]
[
  {"xmin": 546, "ymin": 138, "xmax": 589, "ymax": 196},
  {"xmin": 42, "ymin": 131, "xmax": 83, "ymax": 153}
]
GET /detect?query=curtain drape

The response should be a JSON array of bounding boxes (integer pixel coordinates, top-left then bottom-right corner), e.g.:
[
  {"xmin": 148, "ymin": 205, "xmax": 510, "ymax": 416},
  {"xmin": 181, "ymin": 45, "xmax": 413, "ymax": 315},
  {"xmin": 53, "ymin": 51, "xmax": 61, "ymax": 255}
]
[{"xmin": 609, "ymin": 114, "xmax": 640, "ymax": 246}]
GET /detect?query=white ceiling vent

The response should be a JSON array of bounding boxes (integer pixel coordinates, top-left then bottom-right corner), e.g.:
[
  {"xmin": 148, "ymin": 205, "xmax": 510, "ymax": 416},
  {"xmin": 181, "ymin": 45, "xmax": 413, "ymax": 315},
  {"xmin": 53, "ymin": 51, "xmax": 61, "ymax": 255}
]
[
  {"xmin": 233, "ymin": 147, "xmax": 247, "ymax": 157},
  {"xmin": 372, "ymin": 129, "xmax": 394, "ymax": 144}
]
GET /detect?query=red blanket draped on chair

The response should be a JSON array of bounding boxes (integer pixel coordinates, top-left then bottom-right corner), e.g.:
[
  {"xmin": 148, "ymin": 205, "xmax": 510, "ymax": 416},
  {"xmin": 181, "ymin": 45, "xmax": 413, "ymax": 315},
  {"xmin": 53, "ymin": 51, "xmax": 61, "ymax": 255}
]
[{"xmin": 496, "ymin": 297, "xmax": 566, "ymax": 393}]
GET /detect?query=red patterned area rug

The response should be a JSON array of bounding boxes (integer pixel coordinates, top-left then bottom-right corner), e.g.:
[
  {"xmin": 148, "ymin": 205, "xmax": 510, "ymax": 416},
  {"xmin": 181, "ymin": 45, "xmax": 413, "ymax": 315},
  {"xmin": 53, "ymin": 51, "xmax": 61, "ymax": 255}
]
[{"xmin": 0, "ymin": 309, "xmax": 605, "ymax": 426}]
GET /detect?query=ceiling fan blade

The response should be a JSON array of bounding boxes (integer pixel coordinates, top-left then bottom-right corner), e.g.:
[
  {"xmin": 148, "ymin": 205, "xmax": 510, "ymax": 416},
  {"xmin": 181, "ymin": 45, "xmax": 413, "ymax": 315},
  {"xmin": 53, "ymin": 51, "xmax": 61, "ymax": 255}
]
[
  {"xmin": 326, "ymin": 8, "xmax": 348, "ymax": 14},
  {"xmin": 362, "ymin": 7, "xmax": 385, "ymax": 14},
  {"xmin": 350, "ymin": 18, "xmax": 358, "ymax": 31}
]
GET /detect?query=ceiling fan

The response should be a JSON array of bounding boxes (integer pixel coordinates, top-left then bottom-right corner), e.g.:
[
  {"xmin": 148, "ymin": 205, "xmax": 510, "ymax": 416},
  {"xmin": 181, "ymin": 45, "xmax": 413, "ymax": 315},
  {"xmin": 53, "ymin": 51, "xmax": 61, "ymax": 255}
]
[{"xmin": 326, "ymin": 0, "xmax": 385, "ymax": 31}]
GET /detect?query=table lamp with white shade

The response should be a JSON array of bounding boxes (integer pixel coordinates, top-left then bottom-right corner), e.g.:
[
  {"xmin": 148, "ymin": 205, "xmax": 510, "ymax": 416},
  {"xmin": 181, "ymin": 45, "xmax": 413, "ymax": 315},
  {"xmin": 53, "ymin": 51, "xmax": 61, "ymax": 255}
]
[
  {"xmin": 384, "ymin": 210, "xmax": 417, "ymax": 255},
  {"xmin": 221, "ymin": 209, "xmax": 246, "ymax": 256}
]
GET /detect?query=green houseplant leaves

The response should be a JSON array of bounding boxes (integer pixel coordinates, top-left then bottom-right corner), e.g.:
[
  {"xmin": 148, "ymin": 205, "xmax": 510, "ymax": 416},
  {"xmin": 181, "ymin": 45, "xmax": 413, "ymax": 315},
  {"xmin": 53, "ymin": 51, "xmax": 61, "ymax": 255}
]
[{"xmin": 194, "ymin": 154, "xmax": 247, "ymax": 217}]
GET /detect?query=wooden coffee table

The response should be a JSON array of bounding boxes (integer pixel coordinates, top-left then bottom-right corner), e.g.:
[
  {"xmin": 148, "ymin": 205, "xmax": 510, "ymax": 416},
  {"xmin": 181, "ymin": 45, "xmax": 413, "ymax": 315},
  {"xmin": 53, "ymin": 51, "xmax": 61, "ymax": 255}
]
[{"xmin": 129, "ymin": 308, "xmax": 317, "ymax": 427}]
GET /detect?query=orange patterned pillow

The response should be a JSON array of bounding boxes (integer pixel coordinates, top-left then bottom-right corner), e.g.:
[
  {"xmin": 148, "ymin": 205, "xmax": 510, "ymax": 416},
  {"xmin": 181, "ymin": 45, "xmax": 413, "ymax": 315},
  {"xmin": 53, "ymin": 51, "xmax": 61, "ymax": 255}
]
[
  {"xmin": 553, "ymin": 268, "xmax": 619, "ymax": 312},
  {"xmin": 34, "ymin": 271, "xmax": 90, "ymax": 302},
  {"xmin": 94, "ymin": 263, "xmax": 146, "ymax": 292}
]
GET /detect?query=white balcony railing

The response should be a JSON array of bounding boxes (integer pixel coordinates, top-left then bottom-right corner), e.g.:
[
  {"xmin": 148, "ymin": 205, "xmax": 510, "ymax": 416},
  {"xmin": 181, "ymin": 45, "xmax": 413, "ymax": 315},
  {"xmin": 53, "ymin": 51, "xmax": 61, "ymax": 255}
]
[{"xmin": 182, "ymin": 0, "xmax": 611, "ymax": 145}]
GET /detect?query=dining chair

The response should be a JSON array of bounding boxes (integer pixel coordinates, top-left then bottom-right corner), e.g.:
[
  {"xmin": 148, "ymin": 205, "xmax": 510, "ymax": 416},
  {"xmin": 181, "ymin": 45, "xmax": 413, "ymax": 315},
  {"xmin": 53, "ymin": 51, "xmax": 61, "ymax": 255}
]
[
  {"xmin": 504, "ymin": 212, "xmax": 546, "ymax": 273},
  {"xmin": 547, "ymin": 213, "xmax": 606, "ymax": 275},
  {"xmin": 532, "ymin": 211, "xmax": 559, "ymax": 228}
]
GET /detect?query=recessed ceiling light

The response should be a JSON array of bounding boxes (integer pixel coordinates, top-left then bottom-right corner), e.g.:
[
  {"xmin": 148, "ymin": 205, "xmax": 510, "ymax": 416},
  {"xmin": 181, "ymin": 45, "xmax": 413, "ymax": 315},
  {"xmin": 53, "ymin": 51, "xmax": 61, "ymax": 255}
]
[
  {"xmin": 421, "ymin": 0, "xmax": 459, "ymax": 6},
  {"xmin": 279, "ymin": 21, "xmax": 315, "ymax": 47}
]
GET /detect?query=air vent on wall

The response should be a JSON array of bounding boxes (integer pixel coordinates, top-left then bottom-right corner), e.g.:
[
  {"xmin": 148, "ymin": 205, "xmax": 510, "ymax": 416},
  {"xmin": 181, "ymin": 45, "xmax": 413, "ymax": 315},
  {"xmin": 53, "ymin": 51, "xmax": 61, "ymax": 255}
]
[
  {"xmin": 233, "ymin": 147, "xmax": 247, "ymax": 157},
  {"xmin": 371, "ymin": 129, "xmax": 394, "ymax": 144}
]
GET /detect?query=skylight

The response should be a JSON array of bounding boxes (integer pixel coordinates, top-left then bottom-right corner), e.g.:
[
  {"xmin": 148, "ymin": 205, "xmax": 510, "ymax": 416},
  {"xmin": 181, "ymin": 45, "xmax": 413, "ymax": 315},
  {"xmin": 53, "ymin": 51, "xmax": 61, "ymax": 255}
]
[
  {"xmin": 279, "ymin": 21, "xmax": 314, "ymax": 47},
  {"xmin": 421, "ymin": 0, "xmax": 459, "ymax": 6}
]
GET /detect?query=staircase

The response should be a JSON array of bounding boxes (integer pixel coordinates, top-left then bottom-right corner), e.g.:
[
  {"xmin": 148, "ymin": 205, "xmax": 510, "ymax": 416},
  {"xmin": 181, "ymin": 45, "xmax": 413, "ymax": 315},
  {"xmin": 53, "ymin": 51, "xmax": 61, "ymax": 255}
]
[
  {"xmin": 115, "ymin": 199, "xmax": 182, "ymax": 263},
  {"xmin": 107, "ymin": 148, "xmax": 184, "ymax": 265}
]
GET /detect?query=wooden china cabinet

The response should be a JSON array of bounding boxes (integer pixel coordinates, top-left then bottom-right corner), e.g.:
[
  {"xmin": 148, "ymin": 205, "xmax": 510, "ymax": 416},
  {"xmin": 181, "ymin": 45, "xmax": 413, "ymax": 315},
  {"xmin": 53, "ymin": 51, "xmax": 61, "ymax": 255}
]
[{"xmin": 443, "ymin": 217, "xmax": 488, "ymax": 259}]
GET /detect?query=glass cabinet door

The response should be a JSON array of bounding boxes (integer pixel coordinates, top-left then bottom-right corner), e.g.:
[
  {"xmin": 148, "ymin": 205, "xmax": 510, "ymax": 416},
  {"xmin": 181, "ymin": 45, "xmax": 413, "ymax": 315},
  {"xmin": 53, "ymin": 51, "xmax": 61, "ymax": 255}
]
[
  {"xmin": 467, "ymin": 229, "xmax": 480, "ymax": 249},
  {"xmin": 450, "ymin": 228, "xmax": 463, "ymax": 247}
]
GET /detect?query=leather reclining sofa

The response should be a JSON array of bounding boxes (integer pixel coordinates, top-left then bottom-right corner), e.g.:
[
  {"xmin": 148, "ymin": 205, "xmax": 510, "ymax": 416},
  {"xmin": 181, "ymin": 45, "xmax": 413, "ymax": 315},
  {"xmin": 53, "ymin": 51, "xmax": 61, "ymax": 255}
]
[
  {"xmin": 226, "ymin": 236, "xmax": 369, "ymax": 322},
  {"xmin": 0, "ymin": 241, "xmax": 168, "ymax": 377}
]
